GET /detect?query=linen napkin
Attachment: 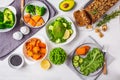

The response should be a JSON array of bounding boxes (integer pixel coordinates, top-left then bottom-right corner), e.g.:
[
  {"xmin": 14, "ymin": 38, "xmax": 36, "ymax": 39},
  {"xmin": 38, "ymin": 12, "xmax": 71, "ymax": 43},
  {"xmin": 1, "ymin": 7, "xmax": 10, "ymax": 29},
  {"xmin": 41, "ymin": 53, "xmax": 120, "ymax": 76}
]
[
  {"xmin": 0, "ymin": 0, "xmax": 58, "ymax": 60},
  {"xmin": 66, "ymin": 36, "xmax": 115, "ymax": 80},
  {"xmin": 0, "ymin": 0, "xmax": 14, "ymax": 7}
]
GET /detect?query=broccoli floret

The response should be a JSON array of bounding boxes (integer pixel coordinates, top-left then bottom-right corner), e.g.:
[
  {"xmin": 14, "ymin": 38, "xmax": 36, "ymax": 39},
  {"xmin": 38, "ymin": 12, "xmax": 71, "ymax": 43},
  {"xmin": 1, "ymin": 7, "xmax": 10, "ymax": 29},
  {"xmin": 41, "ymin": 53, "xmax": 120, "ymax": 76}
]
[
  {"xmin": 35, "ymin": 6, "xmax": 46, "ymax": 16},
  {"xmin": 0, "ymin": 11, "xmax": 4, "ymax": 23},
  {"xmin": 0, "ymin": 22, "xmax": 5, "ymax": 29},
  {"xmin": 25, "ymin": 5, "xmax": 35, "ymax": 15}
]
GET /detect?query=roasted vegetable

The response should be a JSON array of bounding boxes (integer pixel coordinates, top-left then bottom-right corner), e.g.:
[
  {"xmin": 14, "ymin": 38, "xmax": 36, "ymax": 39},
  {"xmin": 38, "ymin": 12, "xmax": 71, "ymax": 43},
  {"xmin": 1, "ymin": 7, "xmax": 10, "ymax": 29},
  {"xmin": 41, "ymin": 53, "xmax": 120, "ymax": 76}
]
[{"xmin": 25, "ymin": 5, "xmax": 35, "ymax": 15}]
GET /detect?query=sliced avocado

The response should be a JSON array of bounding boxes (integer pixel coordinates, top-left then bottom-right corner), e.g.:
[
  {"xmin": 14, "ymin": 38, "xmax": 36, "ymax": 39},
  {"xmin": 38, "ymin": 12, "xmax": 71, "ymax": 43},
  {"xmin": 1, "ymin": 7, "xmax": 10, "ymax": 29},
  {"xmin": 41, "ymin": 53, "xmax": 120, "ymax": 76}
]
[
  {"xmin": 63, "ymin": 23, "xmax": 67, "ymax": 27},
  {"xmin": 63, "ymin": 30, "xmax": 70, "ymax": 39},
  {"xmin": 55, "ymin": 38, "xmax": 61, "ymax": 43},
  {"xmin": 69, "ymin": 29, "xmax": 73, "ymax": 34},
  {"xmin": 53, "ymin": 21, "xmax": 66, "ymax": 39},
  {"xmin": 48, "ymin": 25, "xmax": 54, "ymax": 30},
  {"xmin": 59, "ymin": 0, "xmax": 75, "ymax": 11}
]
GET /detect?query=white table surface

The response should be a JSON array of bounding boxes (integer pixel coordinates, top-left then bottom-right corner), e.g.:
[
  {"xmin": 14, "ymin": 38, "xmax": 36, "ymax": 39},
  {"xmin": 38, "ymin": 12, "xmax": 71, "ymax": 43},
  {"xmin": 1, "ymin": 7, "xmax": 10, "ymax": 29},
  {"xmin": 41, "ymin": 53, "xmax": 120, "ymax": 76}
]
[{"xmin": 0, "ymin": 0, "xmax": 120, "ymax": 80}]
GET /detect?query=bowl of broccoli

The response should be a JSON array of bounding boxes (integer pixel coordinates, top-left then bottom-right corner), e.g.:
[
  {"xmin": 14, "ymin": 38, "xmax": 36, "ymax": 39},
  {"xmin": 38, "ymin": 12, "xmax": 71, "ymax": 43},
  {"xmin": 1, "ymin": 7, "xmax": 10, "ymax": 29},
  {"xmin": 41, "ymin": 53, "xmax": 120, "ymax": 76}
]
[
  {"xmin": 23, "ymin": 1, "xmax": 49, "ymax": 28},
  {"xmin": 0, "ymin": 6, "xmax": 16, "ymax": 32}
]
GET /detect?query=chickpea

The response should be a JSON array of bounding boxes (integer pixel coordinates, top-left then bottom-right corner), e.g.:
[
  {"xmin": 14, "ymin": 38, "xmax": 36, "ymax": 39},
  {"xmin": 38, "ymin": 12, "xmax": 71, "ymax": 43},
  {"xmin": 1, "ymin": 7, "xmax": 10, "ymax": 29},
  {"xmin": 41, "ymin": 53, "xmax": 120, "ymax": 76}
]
[
  {"xmin": 102, "ymin": 25, "xmax": 108, "ymax": 32},
  {"xmin": 95, "ymin": 27, "xmax": 100, "ymax": 33},
  {"xmin": 98, "ymin": 32, "xmax": 104, "ymax": 38}
]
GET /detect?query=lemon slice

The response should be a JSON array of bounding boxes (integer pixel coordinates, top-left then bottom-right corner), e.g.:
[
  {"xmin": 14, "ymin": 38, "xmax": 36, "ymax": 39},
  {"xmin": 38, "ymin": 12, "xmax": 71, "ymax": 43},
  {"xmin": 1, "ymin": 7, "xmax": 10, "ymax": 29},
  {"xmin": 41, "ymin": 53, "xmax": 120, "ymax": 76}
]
[
  {"xmin": 40, "ymin": 59, "xmax": 51, "ymax": 70},
  {"xmin": 63, "ymin": 30, "xmax": 70, "ymax": 39}
]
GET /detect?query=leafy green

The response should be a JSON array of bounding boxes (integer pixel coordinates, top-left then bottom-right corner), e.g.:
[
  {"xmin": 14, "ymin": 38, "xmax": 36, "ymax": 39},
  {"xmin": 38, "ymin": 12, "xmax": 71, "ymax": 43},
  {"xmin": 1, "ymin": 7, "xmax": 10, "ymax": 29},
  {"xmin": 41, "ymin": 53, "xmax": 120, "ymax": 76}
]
[
  {"xmin": 97, "ymin": 10, "xmax": 120, "ymax": 27},
  {"xmin": 25, "ymin": 5, "xmax": 35, "ymax": 15},
  {"xmin": 73, "ymin": 48, "xmax": 104, "ymax": 76},
  {"xmin": 35, "ymin": 6, "xmax": 46, "ymax": 16},
  {"xmin": 47, "ymin": 17, "xmax": 73, "ymax": 43},
  {"xmin": 49, "ymin": 47, "xmax": 67, "ymax": 65}
]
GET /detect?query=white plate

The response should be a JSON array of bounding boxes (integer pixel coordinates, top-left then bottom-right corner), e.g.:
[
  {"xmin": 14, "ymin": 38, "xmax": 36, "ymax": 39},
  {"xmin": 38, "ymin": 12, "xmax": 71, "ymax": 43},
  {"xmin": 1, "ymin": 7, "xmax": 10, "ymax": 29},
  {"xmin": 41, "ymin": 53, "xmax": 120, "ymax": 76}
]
[
  {"xmin": 0, "ymin": 6, "xmax": 17, "ymax": 32},
  {"xmin": 23, "ymin": 0, "xmax": 49, "ymax": 28},
  {"xmin": 72, "ymin": 43, "xmax": 104, "ymax": 76},
  {"xmin": 45, "ymin": 15, "xmax": 77, "ymax": 46}
]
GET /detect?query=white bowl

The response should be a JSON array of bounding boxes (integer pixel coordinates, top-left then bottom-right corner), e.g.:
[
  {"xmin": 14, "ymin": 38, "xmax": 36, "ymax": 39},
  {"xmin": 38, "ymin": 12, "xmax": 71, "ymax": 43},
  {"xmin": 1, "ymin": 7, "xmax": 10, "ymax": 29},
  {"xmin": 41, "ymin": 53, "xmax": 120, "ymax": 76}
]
[
  {"xmin": 8, "ymin": 54, "xmax": 25, "ymax": 69},
  {"xmin": 0, "ymin": 6, "xmax": 17, "ymax": 32},
  {"xmin": 23, "ymin": 0, "xmax": 49, "ymax": 28},
  {"xmin": 23, "ymin": 36, "xmax": 48, "ymax": 63},
  {"xmin": 45, "ymin": 15, "xmax": 77, "ymax": 45}
]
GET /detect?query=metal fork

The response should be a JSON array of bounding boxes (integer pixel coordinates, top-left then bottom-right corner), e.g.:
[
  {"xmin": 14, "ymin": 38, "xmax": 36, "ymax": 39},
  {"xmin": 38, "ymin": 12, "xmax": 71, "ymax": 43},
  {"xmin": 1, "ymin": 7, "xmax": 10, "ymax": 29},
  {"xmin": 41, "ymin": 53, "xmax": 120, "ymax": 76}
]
[{"xmin": 20, "ymin": 0, "xmax": 25, "ymax": 26}]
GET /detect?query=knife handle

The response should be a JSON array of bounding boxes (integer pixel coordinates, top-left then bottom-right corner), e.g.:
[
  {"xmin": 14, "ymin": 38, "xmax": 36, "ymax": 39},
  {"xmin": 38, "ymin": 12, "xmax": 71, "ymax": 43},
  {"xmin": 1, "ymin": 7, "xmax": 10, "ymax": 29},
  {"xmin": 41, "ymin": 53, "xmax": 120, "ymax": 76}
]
[{"xmin": 21, "ymin": 0, "xmax": 24, "ymax": 12}]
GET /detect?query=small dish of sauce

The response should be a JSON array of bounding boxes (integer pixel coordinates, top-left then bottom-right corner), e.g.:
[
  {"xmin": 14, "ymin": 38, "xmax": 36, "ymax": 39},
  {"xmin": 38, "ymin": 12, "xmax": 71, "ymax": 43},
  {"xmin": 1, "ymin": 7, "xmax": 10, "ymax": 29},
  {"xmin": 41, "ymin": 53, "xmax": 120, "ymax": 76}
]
[{"xmin": 8, "ymin": 54, "xmax": 24, "ymax": 69}]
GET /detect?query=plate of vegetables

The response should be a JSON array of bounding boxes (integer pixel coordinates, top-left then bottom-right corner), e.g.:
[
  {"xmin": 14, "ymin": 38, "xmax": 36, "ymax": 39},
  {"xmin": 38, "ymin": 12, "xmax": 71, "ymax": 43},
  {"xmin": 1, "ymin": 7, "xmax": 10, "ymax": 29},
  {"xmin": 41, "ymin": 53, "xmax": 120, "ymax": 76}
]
[
  {"xmin": 0, "ymin": 6, "xmax": 16, "ymax": 32},
  {"xmin": 72, "ymin": 43, "xmax": 104, "ymax": 76},
  {"xmin": 46, "ymin": 15, "xmax": 76, "ymax": 45},
  {"xmin": 23, "ymin": 37, "xmax": 48, "ymax": 62},
  {"xmin": 23, "ymin": 1, "xmax": 49, "ymax": 28}
]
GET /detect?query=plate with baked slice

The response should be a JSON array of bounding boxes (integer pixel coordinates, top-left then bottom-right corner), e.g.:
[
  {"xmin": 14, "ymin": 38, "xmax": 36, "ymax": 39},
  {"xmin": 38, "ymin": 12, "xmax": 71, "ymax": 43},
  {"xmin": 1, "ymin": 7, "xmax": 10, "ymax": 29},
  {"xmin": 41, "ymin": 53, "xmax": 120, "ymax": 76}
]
[{"xmin": 73, "ymin": 0, "xmax": 120, "ymax": 29}]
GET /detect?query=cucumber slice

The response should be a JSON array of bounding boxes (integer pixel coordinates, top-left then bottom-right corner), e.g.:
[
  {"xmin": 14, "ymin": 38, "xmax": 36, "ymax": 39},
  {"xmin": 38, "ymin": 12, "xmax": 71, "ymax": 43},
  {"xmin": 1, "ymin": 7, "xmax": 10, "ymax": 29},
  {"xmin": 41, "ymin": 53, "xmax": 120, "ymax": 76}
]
[
  {"xmin": 73, "ymin": 55, "xmax": 79, "ymax": 61},
  {"xmin": 73, "ymin": 62, "xmax": 79, "ymax": 67}
]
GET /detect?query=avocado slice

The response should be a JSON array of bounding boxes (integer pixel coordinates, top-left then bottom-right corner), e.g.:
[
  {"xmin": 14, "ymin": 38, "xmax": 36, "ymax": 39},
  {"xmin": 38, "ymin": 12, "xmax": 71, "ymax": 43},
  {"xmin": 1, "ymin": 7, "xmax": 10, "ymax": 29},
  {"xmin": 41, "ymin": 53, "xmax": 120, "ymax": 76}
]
[
  {"xmin": 59, "ymin": 0, "xmax": 75, "ymax": 11},
  {"xmin": 53, "ymin": 21, "xmax": 66, "ymax": 39}
]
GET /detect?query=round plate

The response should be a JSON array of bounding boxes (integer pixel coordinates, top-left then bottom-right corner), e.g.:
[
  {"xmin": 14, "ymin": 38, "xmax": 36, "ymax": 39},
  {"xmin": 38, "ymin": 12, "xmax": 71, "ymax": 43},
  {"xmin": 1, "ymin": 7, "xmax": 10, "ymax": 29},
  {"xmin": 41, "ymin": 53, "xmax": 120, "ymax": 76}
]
[
  {"xmin": 0, "ymin": 6, "xmax": 17, "ymax": 32},
  {"xmin": 72, "ymin": 43, "xmax": 104, "ymax": 76},
  {"xmin": 23, "ymin": 0, "xmax": 49, "ymax": 28},
  {"xmin": 45, "ymin": 15, "xmax": 76, "ymax": 45},
  {"xmin": 23, "ymin": 36, "xmax": 48, "ymax": 64}
]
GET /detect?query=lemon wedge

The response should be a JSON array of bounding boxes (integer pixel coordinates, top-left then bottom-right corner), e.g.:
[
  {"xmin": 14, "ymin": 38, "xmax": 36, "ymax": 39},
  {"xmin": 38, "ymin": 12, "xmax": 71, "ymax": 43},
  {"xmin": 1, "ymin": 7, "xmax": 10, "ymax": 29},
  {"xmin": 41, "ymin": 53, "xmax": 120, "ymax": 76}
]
[
  {"xmin": 63, "ymin": 30, "xmax": 70, "ymax": 39},
  {"xmin": 40, "ymin": 59, "xmax": 51, "ymax": 70}
]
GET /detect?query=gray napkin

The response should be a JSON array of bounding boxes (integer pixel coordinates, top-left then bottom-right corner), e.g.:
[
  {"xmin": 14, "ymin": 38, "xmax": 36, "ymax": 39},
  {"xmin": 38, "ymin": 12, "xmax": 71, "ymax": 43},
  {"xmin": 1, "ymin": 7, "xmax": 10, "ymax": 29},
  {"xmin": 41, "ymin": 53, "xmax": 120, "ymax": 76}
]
[
  {"xmin": 0, "ymin": 0, "xmax": 58, "ymax": 60},
  {"xmin": 66, "ymin": 36, "xmax": 115, "ymax": 80}
]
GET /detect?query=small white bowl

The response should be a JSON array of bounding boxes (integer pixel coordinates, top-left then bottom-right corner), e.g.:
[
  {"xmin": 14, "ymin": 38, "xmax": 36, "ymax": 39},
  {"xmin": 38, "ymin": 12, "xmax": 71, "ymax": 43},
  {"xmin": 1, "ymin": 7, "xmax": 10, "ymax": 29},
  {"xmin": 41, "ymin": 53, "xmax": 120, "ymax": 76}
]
[
  {"xmin": 8, "ymin": 54, "xmax": 25, "ymax": 69},
  {"xmin": 45, "ymin": 15, "xmax": 77, "ymax": 46},
  {"xmin": 0, "ymin": 6, "xmax": 17, "ymax": 32}
]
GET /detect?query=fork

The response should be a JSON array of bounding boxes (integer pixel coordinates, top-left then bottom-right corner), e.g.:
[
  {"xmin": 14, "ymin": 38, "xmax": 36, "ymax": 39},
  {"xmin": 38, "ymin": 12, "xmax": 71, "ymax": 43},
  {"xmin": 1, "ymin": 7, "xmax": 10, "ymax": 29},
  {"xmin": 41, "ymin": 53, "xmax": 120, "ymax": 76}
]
[{"xmin": 20, "ymin": 0, "xmax": 25, "ymax": 26}]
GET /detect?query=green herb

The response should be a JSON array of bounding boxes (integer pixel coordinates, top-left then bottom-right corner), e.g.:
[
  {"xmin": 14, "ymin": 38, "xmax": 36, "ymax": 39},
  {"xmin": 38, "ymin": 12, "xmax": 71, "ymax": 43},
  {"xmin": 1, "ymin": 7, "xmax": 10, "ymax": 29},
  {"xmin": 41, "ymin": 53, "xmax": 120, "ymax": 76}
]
[
  {"xmin": 90, "ymin": 9, "xmax": 98, "ymax": 15},
  {"xmin": 97, "ymin": 10, "xmax": 120, "ymax": 27},
  {"xmin": 49, "ymin": 47, "xmax": 67, "ymax": 65},
  {"xmin": 73, "ymin": 48, "xmax": 104, "ymax": 76}
]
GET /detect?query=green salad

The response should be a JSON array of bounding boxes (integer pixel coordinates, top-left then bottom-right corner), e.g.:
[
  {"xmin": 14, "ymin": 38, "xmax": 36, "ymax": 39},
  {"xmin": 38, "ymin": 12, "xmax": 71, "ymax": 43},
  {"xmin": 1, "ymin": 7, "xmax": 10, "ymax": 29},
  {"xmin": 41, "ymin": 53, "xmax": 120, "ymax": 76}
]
[
  {"xmin": 0, "ymin": 8, "xmax": 15, "ymax": 29},
  {"xmin": 47, "ymin": 17, "xmax": 73, "ymax": 43},
  {"xmin": 73, "ymin": 48, "xmax": 104, "ymax": 76},
  {"xmin": 49, "ymin": 47, "xmax": 67, "ymax": 65}
]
